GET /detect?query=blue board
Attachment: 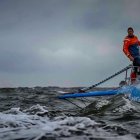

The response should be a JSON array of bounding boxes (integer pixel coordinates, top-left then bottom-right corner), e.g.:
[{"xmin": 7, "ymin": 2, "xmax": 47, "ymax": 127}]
[
  {"xmin": 58, "ymin": 85, "xmax": 140, "ymax": 102},
  {"xmin": 58, "ymin": 89, "xmax": 119, "ymax": 99},
  {"xmin": 129, "ymin": 86, "xmax": 140, "ymax": 102}
]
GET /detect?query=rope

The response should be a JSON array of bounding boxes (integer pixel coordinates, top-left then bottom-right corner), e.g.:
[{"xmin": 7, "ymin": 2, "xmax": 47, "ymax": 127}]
[
  {"xmin": 64, "ymin": 99, "xmax": 83, "ymax": 109},
  {"xmin": 81, "ymin": 64, "xmax": 132, "ymax": 92}
]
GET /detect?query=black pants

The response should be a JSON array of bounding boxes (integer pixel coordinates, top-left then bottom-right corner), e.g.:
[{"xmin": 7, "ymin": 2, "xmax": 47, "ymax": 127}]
[{"xmin": 133, "ymin": 56, "xmax": 140, "ymax": 74}]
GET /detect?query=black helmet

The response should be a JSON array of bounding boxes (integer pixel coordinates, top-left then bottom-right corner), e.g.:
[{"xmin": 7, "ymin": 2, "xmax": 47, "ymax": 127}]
[{"xmin": 127, "ymin": 27, "xmax": 134, "ymax": 32}]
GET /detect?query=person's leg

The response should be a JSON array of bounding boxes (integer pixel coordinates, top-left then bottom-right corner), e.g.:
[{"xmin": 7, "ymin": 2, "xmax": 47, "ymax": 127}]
[
  {"xmin": 131, "ymin": 56, "xmax": 140, "ymax": 83},
  {"xmin": 130, "ymin": 70, "xmax": 136, "ymax": 84},
  {"xmin": 133, "ymin": 58, "xmax": 138, "ymax": 73}
]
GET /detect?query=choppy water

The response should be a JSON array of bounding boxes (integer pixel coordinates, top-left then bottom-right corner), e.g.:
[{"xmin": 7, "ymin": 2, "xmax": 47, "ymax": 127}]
[{"xmin": 0, "ymin": 86, "xmax": 140, "ymax": 140}]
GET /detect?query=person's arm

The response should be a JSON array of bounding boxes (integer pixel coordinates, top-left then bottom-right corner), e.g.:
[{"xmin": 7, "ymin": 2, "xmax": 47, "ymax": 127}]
[
  {"xmin": 123, "ymin": 39, "xmax": 134, "ymax": 61},
  {"xmin": 135, "ymin": 36, "xmax": 140, "ymax": 46},
  {"xmin": 138, "ymin": 40, "xmax": 140, "ymax": 46}
]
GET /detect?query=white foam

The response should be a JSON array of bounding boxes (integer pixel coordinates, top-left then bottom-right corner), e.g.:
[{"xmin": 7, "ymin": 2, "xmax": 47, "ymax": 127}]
[
  {"xmin": 0, "ymin": 105, "xmax": 136, "ymax": 140},
  {"xmin": 96, "ymin": 99, "xmax": 109, "ymax": 109},
  {"xmin": 113, "ymin": 97, "xmax": 136, "ymax": 113},
  {"xmin": 24, "ymin": 104, "xmax": 49, "ymax": 115},
  {"xmin": 57, "ymin": 90, "xmax": 68, "ymax": 94},
  {"xmin": 0, "ymin": 107, "xmax": 99, "ymax": 139}
]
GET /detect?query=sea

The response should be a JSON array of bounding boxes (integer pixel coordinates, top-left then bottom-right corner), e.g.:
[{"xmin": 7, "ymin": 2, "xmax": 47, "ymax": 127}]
[{"xmin": 0, "ymin": 86, "xmax": 140, "ymax": 140}]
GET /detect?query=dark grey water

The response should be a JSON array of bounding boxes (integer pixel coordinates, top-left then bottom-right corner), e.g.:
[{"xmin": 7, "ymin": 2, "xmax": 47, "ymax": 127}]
[{"xmin": 0, "ymin": 86, "xmax": 140, "ymax": 140}]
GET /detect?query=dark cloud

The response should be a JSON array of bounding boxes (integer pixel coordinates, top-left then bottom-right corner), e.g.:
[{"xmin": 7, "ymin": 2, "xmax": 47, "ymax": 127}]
[{"xmin": 0, "ymin": 0, "xmax": 139, "ymax": 87}]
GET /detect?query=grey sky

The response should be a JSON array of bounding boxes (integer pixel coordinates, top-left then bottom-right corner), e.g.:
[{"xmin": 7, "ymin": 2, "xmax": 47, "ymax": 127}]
[{"xmin": 0, "ymin": 0, "xmax": 140, "ymax": 87}]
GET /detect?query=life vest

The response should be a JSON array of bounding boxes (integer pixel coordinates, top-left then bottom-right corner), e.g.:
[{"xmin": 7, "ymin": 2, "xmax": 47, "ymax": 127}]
[{"xmin": 123, "ymin": 35, "xmax": 140, "ymax": 59}]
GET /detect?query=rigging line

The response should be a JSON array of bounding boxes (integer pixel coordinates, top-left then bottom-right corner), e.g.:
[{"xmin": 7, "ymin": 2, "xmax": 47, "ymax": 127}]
[
  {"xmin": 81, "ymin": 64, "xmax": 132, "ymax": 92},
  {"xmin": 64, "ymin": 99, "xmax": 83, "ymax": 109},
  {"xmin": 78, "ymin": 98, "xmax": 88, "ymax": 107},
  {"xmin": 81, "ymin": 97, "xmax": 92, "ymax": 103}
]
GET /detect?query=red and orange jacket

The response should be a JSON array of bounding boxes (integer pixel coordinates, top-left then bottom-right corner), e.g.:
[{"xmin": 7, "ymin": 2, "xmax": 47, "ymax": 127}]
[{"xmin": 123, "ymin": 35, "xmax": 140, "ymax": 59}]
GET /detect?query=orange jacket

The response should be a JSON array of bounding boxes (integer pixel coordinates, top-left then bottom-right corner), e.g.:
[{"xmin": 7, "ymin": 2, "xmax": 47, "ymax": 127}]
[{"xmin": 123, "ymin": 35, "xmax": 140, "ymax": 59}]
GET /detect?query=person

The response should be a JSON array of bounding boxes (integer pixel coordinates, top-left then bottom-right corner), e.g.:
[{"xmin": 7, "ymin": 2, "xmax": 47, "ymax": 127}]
[{"xmin": 123, "ymin": 27, "xmax": 140, "ymax": 83}]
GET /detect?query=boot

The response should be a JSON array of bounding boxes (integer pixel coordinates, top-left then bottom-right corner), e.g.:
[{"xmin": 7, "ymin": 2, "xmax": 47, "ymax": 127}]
[{"xmin": 130, "ymin": 71, "xmax": 137, "ymax": 84}]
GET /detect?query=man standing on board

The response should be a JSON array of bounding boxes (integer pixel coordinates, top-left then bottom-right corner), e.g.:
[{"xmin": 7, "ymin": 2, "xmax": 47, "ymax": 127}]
[{"xmin": 123, "ymin": 27, "xmax": 140, "ymax": 83}]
